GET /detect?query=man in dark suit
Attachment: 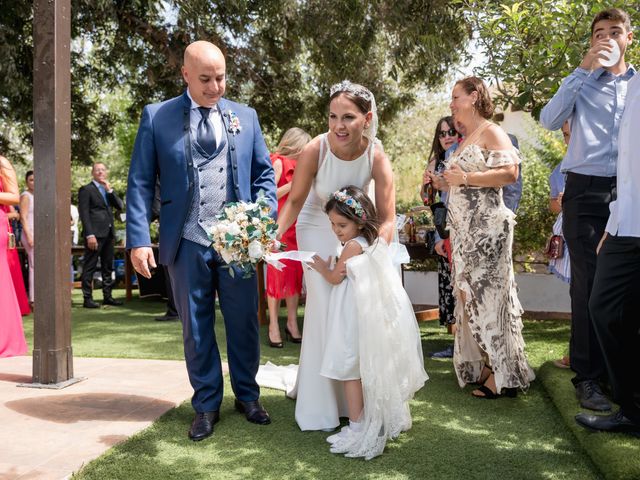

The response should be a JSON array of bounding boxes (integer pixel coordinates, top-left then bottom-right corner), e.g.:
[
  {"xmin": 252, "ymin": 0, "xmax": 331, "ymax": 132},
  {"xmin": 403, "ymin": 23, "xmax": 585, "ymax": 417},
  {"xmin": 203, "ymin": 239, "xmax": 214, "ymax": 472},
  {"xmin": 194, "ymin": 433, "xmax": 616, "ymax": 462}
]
[
  {"xmin": 126, "ymin": 41, "xmax": 277, "ymax": 441},
  {"xmin": 78, "ymin": 162, "xmax": 125, "ymax": 308}
]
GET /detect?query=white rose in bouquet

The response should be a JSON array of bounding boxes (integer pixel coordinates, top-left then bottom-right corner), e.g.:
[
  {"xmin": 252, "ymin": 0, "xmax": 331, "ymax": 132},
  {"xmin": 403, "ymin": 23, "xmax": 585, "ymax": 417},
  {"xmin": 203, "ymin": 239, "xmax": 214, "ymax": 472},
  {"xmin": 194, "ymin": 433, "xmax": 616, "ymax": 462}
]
[
  {"xmin": 248, "ymin": 240, "xmax": 264, "ymax": 260},
  {"xmin": 227, "ymin": 222, "xmax": 241, "ymax": 237},
  {"xmin": 207, "ymin": 192, "xmax": 280, "ymax": 278}
]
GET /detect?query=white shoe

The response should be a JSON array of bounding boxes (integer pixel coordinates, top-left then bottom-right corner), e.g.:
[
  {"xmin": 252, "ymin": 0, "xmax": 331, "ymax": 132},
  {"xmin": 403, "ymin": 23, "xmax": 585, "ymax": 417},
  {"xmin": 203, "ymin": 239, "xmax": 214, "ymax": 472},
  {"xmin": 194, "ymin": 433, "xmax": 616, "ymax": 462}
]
[{"xmin": 326, "ymin": 426, "xmax": 350, "ymax": 444}]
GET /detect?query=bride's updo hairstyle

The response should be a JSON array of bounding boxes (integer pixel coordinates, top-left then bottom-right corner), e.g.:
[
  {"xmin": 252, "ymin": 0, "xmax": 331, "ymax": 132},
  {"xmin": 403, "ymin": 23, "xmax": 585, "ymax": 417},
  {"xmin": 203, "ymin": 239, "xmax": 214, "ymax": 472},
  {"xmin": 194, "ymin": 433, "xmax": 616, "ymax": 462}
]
[
  {"xmin": 329, "ymin": 80, "xmax": 372, "ymax": 115},
  {"xmin": 325, "ymin": 185, "xmax": 379, "ymax": 245},
  {"xmin": 455, "ymin": 76, "xmax": 494, "ymax": 120}
]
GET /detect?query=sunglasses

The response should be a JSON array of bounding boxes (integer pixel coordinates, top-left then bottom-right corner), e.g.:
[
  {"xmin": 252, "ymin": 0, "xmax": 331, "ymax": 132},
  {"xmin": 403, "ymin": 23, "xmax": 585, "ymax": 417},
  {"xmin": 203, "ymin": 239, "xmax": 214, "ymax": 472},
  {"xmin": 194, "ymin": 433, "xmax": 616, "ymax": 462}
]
[{"xmin": 438, "ymin": 128, "xmax": 458, "ymax": 138}]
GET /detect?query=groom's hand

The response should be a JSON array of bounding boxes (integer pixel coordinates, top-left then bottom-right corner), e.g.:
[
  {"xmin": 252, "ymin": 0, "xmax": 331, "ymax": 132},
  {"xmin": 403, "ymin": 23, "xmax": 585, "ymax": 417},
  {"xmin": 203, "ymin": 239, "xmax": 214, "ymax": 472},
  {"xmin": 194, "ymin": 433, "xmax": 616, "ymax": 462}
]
[{"xmin": 131, "ymin": 246, "xmax": 157, "ymax": 279}]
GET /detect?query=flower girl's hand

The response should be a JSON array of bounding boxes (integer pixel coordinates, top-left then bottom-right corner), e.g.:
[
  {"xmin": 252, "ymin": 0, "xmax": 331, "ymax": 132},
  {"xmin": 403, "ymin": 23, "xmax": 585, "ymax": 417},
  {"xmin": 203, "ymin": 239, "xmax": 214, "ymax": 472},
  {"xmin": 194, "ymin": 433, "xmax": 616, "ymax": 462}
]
[{"xmin": 309, "ymin": 254, "xmax": 331, "ymax": 273}]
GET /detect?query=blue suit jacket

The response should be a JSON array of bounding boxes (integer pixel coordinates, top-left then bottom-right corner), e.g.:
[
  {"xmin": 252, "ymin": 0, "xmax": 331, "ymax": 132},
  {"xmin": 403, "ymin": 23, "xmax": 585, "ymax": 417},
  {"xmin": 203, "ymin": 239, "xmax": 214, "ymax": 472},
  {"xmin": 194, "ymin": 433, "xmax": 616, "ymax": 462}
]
[{"xmin": 126, "ymin": 92, "xmax": 277, "ymax": 265}]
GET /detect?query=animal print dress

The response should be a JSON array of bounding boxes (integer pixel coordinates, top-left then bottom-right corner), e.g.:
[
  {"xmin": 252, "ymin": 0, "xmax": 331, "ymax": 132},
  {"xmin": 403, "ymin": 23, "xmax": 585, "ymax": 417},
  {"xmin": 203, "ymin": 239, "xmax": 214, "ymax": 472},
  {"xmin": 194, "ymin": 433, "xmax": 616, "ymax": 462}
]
[{"xmin": 445, "ymin": 144, "xmax": 535, "ymax": 393}]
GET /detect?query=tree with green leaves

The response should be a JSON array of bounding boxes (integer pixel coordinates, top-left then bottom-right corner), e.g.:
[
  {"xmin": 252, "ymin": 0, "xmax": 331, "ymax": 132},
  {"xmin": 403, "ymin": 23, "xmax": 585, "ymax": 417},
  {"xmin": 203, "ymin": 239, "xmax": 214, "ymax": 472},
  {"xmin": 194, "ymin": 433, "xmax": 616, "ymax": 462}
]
[
  {"xmin": 465, "ymin": 0, "xmax": 639, "ymax": 117},
  {"xmin": 0, "ymin": 0, "xmax": 471, "ymax": 165}
]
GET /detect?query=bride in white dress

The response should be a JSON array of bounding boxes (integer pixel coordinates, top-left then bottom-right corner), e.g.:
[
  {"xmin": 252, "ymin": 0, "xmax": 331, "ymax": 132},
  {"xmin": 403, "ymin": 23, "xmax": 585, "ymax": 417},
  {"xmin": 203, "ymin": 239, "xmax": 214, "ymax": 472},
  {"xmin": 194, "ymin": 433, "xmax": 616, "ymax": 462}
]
[{"xmin": 276, "ymin": 81, "xmax": 396, "ymax": 431}]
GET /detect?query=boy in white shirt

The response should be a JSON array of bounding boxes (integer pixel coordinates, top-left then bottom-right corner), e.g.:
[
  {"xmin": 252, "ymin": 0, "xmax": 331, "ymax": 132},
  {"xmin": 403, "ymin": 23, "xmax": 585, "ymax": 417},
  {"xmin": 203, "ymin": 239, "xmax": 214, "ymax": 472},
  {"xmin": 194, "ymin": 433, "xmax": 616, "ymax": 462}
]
[{"xmin": 575, "ymin": 73, "xmax": 640, "ymax": 436}]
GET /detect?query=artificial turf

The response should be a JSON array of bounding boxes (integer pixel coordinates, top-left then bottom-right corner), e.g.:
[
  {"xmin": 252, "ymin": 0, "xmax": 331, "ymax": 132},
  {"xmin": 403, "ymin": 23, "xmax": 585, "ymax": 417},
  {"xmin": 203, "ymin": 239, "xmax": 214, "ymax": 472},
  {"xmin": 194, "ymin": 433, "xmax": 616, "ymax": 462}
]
[{"xmin": 20, "ymin": 291, "xmax": 638, "ymax": 479}]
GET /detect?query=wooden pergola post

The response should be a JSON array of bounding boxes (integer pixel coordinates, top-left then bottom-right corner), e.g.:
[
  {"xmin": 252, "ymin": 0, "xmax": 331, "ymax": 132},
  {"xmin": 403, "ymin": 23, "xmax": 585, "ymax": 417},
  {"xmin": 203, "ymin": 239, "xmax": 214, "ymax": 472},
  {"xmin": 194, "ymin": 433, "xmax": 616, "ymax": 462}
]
[{"xmin": 30, "ymin": 0, "xmax": 78, "ymax": 387}]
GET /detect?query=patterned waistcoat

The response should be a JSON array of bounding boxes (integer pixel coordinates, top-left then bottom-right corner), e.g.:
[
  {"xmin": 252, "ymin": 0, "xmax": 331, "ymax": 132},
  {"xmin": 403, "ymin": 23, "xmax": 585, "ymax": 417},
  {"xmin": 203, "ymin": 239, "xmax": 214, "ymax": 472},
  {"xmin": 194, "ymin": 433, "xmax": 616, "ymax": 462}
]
[{"xmin": 182, "ymin": 133, "xmax": 236, "ymax": 247}]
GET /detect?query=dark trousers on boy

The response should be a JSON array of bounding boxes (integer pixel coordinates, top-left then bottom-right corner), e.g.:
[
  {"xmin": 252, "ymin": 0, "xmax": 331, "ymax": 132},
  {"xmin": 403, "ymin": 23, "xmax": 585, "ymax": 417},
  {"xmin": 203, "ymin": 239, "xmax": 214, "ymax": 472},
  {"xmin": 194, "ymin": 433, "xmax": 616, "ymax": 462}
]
[{"xmin": 562, "ymin": 172, "xmax": 616, "ymax": 410}]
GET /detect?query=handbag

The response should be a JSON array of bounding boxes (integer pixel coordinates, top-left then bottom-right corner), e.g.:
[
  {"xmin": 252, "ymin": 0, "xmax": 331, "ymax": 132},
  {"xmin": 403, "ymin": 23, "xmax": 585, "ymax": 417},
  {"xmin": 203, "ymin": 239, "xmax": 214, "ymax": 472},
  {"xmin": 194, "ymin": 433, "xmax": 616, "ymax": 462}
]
[
  {"xmin": 430, "ymin": 201, "xmax": 449, "ymax": 240},
  {"xmin": 424, "ymin": 229, "xmax": 436, "ymax": 255},
  {"xmin": 5, "ymin": 217, "xmax": 16, "ymax": 249},
  {"xmin": 544, "ymin": 234, "xmax": 564, "ymax": 259}
]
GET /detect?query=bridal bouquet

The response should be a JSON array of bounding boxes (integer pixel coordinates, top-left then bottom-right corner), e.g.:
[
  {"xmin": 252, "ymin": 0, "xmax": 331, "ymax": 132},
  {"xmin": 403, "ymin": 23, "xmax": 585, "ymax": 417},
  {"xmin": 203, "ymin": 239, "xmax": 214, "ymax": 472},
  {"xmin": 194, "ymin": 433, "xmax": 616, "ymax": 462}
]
[{"xmin": 207, "ymin": 193, "xmax": 279, "ymax": 278}]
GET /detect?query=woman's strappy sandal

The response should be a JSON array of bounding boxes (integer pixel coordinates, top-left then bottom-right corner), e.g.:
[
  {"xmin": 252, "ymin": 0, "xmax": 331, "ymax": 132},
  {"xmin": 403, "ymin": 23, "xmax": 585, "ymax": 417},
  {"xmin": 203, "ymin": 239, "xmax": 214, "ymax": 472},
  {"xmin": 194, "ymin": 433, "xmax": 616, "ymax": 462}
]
[
  {"xmin": 472, "ymin": 371, "xmax": 518, "ymax": 400},
  {"xmin": 475, "ymin": 366, "xmax": 493, "ymax": 386}
]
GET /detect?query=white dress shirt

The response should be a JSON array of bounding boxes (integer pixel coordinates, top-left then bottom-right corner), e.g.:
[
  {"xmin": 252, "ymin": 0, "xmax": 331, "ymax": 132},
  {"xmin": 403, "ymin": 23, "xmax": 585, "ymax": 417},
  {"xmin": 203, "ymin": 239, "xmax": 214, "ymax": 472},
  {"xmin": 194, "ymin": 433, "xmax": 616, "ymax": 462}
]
[
  {"xmin": 606, "ymin": 73, "xmax": 640, "ymax": 237},
  {"xmin": 186, "ymin": 90, "xmax": 223, "ymax": 147},
  {"xmin": 70, "ymin": 204, "xmax": 79, "ymax": 245}
]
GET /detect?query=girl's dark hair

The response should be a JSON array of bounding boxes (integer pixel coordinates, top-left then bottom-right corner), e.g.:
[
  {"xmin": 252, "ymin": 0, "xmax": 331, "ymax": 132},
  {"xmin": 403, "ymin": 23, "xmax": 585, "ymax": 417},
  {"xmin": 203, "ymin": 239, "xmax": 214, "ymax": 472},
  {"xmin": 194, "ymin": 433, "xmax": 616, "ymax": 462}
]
[
  {"xmin": 455, "ymin": 76, "xmax": 494, "ymax": 119},
  {"xmin": 324, "ymin": 185, "xmax": 379, "ymax": 245},
  {"xmin": 25, "ymin": 170, "xmax": 33, "ymax": 182},
  {"xmin": 429, "ymin": 116, "xmax": 458, "ymax": 161}
]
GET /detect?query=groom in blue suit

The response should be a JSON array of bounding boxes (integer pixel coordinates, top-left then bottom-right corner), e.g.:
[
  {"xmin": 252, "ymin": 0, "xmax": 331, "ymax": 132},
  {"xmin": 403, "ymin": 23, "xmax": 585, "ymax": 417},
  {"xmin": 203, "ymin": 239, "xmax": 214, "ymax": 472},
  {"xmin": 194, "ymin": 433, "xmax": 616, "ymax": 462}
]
[{"xmin": 126, "ymin": 41, "xmax": 277, "ymax": 441}]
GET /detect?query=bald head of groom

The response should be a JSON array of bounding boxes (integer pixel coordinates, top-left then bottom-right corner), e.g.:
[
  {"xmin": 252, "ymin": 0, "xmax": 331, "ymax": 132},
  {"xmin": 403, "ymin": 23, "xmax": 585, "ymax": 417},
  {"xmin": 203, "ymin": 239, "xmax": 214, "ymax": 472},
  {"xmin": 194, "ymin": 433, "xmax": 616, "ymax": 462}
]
[{"xmin": 181, "ymin": 41, "xmax": 226, "ymax": 108}]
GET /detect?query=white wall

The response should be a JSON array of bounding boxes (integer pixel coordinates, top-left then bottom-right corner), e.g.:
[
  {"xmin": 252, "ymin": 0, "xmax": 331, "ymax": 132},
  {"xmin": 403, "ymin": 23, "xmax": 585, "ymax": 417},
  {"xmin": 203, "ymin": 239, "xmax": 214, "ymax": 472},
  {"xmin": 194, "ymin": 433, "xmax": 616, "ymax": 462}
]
[
  {"xmin": 403, "ymin": 271, "xmax": 570, "ymax": 314},
  {"xmin": 500, "ymin": 110, "xmax": 541, "ymax": 149}
]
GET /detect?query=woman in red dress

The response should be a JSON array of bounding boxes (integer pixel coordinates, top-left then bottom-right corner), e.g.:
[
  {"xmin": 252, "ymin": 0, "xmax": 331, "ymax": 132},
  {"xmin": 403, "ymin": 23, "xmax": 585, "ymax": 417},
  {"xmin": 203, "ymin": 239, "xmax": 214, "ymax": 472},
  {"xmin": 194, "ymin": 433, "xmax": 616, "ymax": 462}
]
[
  {"xmin": 267, "ymin": 128, "xmax": 311, "ymax": 348},
  {"xmin": 0, "ymin": 154, "xmax": 28, "ymax": 357}
]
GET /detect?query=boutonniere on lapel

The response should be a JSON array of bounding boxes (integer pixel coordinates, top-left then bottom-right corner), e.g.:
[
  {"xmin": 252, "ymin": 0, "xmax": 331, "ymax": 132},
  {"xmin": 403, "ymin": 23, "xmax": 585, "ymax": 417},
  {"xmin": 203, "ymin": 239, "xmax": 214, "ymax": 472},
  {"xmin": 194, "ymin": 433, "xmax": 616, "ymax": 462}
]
[{"xmin": 227, "ymin": 110, "xmax": 242, "ymax": 136}]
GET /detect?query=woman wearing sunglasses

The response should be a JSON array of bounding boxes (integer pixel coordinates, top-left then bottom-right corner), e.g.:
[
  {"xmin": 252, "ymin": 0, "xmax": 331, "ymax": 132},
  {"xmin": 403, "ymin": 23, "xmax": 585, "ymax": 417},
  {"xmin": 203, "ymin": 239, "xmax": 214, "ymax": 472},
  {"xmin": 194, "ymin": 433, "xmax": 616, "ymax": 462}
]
[{"xmin": 422, "ymin": 116, "xmax": 460, "ymax": 343}]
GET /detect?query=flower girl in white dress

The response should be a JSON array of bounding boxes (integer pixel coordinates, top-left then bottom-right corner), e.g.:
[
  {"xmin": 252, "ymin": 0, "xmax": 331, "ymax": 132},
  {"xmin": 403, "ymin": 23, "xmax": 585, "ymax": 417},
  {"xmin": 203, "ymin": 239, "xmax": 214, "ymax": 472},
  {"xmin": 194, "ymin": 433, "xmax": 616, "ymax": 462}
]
[{"xmin": 310, "ymin": 186, "xmax": 428, "ymax": 460}]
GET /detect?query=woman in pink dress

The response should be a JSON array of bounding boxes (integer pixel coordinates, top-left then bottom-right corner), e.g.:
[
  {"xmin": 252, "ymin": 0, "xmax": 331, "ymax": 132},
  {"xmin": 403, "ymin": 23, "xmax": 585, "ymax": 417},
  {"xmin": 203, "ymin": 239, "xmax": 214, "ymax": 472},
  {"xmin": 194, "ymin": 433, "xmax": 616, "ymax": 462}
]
[
  {"xmin": 3, "ymin": 205, "xmax": 30, "ymax": 315},
  {"xmin": 0, "ymin": 155, "xmax": 28, "ymax": 357}
]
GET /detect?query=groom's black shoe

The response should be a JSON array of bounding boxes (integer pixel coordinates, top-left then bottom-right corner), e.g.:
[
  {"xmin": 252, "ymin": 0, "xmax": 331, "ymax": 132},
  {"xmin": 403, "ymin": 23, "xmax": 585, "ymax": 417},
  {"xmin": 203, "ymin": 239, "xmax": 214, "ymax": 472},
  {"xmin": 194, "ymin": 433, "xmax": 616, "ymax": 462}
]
[
  {"xmin": 575, "ymin": 410, "xmax": 640, "ymax": 437},
  {"xmin": 188, "ymin": 411, "xmax": 220, "ymax": 441},
  {"xmin": 234, "ymin": 399, "xmax": 271, "ymax": 425}
]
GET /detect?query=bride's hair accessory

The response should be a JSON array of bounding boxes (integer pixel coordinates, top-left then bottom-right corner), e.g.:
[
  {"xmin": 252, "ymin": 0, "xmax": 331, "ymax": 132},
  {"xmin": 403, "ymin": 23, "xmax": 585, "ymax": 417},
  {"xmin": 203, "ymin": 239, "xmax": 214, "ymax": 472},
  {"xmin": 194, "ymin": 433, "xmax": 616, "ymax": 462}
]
[
  {"xmin": 331, "ymin": 189, "xmax": 367, "ymax": 220},
  {"xmin": 330, "ymin": 80, "xmax": 373, "ymax": 102},
  {"xmin": 329, "ymin": 80, "xmax": 378, "ymax": 141}
]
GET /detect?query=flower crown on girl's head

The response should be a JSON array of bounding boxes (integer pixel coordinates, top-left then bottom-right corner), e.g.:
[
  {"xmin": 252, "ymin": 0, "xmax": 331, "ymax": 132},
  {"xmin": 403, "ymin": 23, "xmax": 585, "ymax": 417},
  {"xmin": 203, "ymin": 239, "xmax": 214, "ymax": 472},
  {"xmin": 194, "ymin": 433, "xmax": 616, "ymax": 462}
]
[{"xmin": 331, "ymin": 189, "xmax": 367, "ymax": 220}]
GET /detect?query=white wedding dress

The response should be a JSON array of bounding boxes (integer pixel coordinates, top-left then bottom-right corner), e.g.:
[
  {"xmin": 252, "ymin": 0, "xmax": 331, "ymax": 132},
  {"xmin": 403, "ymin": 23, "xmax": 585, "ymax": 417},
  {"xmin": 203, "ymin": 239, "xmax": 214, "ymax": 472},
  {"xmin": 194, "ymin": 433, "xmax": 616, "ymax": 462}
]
[
  {"xmin": 292, "ymin": 133, "xmax": 375, "ymax": 431},
  {"xmin": 319, "ymin": 236, "xmax": 369, "ymax": 381},
  {"xmin": 328, "ymin": 237, "xmax": 428, "ymax": 459}
]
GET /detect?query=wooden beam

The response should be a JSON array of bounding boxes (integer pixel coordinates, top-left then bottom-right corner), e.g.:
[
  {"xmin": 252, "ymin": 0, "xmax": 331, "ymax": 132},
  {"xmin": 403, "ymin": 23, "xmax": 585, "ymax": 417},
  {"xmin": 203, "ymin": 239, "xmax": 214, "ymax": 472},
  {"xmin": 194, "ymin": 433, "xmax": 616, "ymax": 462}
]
[{"xmin": 32, "ymin": 0, "xmax": 74, "ymax": 385}]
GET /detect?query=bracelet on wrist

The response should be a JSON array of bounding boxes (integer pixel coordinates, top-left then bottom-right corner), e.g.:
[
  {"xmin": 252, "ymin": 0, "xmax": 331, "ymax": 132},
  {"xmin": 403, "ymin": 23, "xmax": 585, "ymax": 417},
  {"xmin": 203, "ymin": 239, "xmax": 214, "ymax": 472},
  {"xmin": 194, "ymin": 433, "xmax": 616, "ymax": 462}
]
[{"xmin": 462, "ymin": 172, "xmax": 468, "ymax": 186}]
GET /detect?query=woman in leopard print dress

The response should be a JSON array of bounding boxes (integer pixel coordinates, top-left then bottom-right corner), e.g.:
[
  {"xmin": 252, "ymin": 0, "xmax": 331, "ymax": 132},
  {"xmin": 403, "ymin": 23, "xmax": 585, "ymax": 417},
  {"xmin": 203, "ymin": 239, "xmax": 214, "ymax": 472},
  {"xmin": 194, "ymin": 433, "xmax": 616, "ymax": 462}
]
[{"xmin": 427, "ymin": 77, "xmax": 534, "ymax": 398}]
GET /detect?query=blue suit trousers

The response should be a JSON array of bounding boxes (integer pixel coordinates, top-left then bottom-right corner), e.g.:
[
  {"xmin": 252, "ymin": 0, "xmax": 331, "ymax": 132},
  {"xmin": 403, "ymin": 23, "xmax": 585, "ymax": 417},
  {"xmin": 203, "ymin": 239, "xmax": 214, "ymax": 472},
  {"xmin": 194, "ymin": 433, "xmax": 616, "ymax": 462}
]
[{"xmin": 168, "ymin": 238, "xmax": 260, "ymax": 413}]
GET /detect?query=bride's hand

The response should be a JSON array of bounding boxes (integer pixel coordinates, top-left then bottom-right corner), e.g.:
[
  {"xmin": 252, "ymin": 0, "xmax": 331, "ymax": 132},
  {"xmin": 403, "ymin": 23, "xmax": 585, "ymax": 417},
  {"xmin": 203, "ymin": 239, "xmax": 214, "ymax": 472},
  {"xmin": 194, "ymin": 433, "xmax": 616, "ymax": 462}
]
[{"xmin": 270, "ymin": 240, "xmax": 282, "ymax": 252}]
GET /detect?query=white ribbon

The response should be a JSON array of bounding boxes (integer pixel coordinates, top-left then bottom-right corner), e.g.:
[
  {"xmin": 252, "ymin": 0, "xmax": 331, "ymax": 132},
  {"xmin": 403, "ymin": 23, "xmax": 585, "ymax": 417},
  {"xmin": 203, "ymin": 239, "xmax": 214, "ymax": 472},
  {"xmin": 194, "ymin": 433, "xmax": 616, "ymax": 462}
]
[{"xmin": 264, "ymin": 250, "xmax": 317, "ymax": 271}]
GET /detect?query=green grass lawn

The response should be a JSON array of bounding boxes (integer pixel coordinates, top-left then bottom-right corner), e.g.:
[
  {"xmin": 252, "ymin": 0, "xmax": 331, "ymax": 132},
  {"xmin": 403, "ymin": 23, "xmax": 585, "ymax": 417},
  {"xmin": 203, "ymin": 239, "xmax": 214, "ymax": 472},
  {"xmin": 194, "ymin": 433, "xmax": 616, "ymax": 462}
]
[{"xmin": 21, "ymin": 291, "xmax": 639, "ymax": 479}]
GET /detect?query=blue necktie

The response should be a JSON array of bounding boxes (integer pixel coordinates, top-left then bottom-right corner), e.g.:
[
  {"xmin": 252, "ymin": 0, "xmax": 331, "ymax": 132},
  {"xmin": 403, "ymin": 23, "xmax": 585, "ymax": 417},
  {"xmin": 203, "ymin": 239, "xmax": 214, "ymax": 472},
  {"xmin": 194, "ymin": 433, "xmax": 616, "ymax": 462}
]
[
  {"xmin": 98, "ymin": 184, "xmax": 108, "ymax": 205},
  {"xmin": 197, "ymin": 107, "xmax": 217, "ymax": 156}
]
